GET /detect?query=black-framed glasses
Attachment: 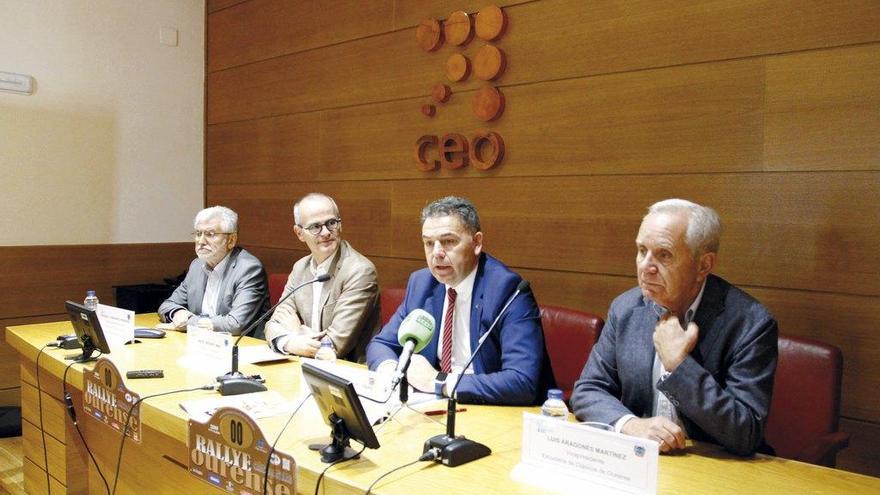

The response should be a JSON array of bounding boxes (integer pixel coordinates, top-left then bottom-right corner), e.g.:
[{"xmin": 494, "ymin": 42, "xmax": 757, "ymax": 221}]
[
  {"xmin": 298, "ymin": 218, "xmax": 341, "ymax": 236},
  {"xmin": 192, "ymin": 230, "xmax": 235, "ymax": 241}
]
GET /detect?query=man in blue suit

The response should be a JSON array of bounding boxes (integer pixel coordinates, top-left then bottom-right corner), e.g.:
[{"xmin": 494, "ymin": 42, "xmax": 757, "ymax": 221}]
[
  {"xmin": 570, "ymin": 199, "xmax": 778, "ymax": 456},
  {"xmin": 367, "ymin": 196, "xmax": 553, "ymax": 405}
]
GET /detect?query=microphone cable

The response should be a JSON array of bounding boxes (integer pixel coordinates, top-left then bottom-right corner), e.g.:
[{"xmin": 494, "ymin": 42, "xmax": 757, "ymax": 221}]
[
  {"xmin": 261, "ymin": 392, "xmax": 313, "ymax": 495},
  {"xmin": 364, "ymin": 449, "xmax": 438, "ymax": 495},
  {"xmin": 110, "ymin": 384, "xmax": 216, "ymax": 495},
  {"xmin": 61, "ymin": 355, "xmax": 111, "ymax": 495},
  {"xmin": 35, "ymin": 343, "xmax": 53, "ymax": 495}
]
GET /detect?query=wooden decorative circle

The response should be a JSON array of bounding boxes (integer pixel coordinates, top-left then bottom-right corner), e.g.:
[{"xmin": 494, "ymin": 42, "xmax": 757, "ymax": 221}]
[
  {"xmin": 445, "ymin": 53, "xmax": 470, "ymax": 82},
  {"xmin": 475, "ymin": 5, "xmax": 506, "ymax": 41},
  {"xmin": 474, "ymin": 45, "xmax": 506, "ymax": 81},
  {"xmin": 431, "ymin": 84, "xmax": 451, "ymax": 103},
  {"xmin": 416, "ymin": 18, "xmax": 443, "ymax": 51},
  {"xmin": 421, "ymin": 104, "xmax": 436, "ymax": 117},
  {"xmin": 472, "ymin": 86, "xmax": 505, "ymax": 121},
  {"xmin": 444, "ymin": 10, "xmax": 473, "ymax": 46}
]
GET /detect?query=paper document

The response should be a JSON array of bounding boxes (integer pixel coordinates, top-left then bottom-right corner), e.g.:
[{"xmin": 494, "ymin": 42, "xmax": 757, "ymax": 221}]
[{"xmin": 179, "ymin": 391, "xmax": 295, "ymax": 423}]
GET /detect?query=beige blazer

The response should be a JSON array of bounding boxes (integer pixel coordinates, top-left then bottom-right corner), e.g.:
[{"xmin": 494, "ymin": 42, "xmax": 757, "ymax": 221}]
[{"xmin": 264, "ymin": 240, "xmax": 380, "ymax": 362}]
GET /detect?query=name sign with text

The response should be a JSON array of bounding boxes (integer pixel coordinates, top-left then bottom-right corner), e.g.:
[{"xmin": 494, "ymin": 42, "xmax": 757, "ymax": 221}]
[
  {"xmin": 82, "ymin": 358, "xmax": 142, "ymax": 443},
  {"xmin": 513, "ymin": 413, "xmax": 658, "ymax": 495}
]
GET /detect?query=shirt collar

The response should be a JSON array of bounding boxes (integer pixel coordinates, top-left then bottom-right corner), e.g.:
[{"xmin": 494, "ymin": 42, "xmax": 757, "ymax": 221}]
[
  {"xmin": 684, "ymin": 279, "xmax": 708, "ymax": 326},
  {"xmin": 446, "ymin": 264, "xmax": 478, "ymax": 301},
  {"xmin": 310, "ymin": 249, "xmax": 336, "ymax": 276}
]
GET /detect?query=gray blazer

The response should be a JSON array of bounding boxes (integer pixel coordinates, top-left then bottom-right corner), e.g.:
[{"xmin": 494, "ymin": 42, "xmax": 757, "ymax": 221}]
[
  {"xmin": 264, "ymin": 240, "xmax": 379, "ymax": 363},
  {"xmin": 570, "ymin": 274, "xmax": 778, "ymax": 456},
  {"xmin": 158, "ymin": 247, "xmax": 269, "ymax": 337}
]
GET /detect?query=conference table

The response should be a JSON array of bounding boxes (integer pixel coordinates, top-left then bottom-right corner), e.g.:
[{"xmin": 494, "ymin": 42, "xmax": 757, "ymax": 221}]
[{"xmin": 7, "ymin": 315, "xmax": 880, "ymax": 495}]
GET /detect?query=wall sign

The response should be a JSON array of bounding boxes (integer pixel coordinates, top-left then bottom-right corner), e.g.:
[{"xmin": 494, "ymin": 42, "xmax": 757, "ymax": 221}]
[{"xmin": 415, "ymin": 5, "xmax": 508, "ymax": 171}]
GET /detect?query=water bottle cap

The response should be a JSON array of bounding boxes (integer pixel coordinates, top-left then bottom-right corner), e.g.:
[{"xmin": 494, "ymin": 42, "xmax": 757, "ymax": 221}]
[
  {"xmin": 86, "ymin": 290, "xmax": 96, "ymax": 297},
  {"xmin": 547, "ymin": 389, "xmax": 563, "ymax": 400}
]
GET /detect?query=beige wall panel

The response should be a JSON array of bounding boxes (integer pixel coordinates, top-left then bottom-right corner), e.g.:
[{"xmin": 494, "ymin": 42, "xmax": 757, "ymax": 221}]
[
  {"xmin": 22, "ymin": 419, "xmax": 67, "ymax": 480},
  {"xmin": 385, "ymin": 173, "xmax": 879, "ymax": 296},
  {"xmin": 206, "ymin": 113, "xmax": 321, "ymax": 184},
  {"xmin": 208, "ymin": 183, "xmax": 394, "ymax": 255},
  {"xmin": 23, "ymin": 457, "xmax": 65, "ymax": 495},
  {"xmin": 0, "ymin": 243, "xmax": 192, "ymax": 319},
  {"xmin": 208, "ymin": 0, "xmax": 395, "ymax": 72},
  {"xmin": 765, "ymin": 44, "xmax": 880, "ymax": 171}
]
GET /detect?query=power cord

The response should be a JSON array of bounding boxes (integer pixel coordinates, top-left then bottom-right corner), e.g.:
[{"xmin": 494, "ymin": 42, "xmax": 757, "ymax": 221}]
[
  {"xmin": 364, "ymin": 449, "xmax": 437, "ymax": 495},
  {"xmin": 35, "ymin": 344, "xmax": 53, "ymax": 495},
  {"xmin": 111, "ymin": 384, "xmax": 216, "ymax": 495},
  {"xmin": 313, "ymin": 441, "xmax": 367, "ymax": 495},
  {"xmin": 62, "ymin": 356, "xmax": 111, "ymax": 495},
  {"xmin": 262, "ymin": 392, "xmax": 313, "ymax": 495}
]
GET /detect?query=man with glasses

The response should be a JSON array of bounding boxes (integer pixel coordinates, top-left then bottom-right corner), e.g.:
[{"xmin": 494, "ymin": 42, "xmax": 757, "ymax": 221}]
[
  {"xmin": 570, "ymin": 199, "xmax": 778, "ymax": 456},
  {"xmin": 264, "ymin": 193, "xmax": 379, "ymax": 362},
  {"xmin": 366, "ymin": 196, "xmax": 554, "ymax": 405},
  {"xmin": 158, "ymin": 206, "xmax": 269, "ymax": 336}
]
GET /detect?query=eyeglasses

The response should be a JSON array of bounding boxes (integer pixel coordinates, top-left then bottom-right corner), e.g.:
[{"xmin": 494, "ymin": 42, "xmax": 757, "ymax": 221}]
[
  {"xmin": 192, "ymin": 230, "xmax": 235, "ymax": 241},
  {"xmin": 298, "ymin": 218, "xmax": 342, "ymax": 236}
]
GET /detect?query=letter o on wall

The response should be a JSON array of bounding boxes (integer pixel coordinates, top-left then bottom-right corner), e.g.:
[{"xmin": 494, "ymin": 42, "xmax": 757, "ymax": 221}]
[
  {"xmin": 440, "ymin": 133, "xmax": 468, "ymax": 169},
  {"xmin": 415, "ymin": 135, "xmax": 440, "ymax": 171},
  {"xmin": 470, "ymin": 132, "xmax": 504, "ymax": 170}
]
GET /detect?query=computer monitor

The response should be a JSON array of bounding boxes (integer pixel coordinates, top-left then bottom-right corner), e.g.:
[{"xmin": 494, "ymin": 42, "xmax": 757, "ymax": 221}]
[
  {"xmin": 64, "ymin": 301, "xmax": 111, "ymax": 362},
  {"xmin": 301, "ymin": 362, "xmax": 380, "ymax": 463}
]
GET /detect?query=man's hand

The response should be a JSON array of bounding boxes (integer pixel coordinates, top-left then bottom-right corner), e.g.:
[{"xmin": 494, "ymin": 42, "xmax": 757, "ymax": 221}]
[
  {"xmin": 283, "ymin": 330, "xmax": 325, "ymax": 357},
  {"xmin": 171, "ymin": 309, "xmax": 194, "ymax": 330},
  {"xmin": 406, "ymin": 354, "xmax": 439, "ymax": 393},
  {"xmin": 653, "ymin": 314, "xmax": 698, "ymax": 371},
  {"xmin": 621, "ymin": 416, "xmax": 686, "ymax": 453}
]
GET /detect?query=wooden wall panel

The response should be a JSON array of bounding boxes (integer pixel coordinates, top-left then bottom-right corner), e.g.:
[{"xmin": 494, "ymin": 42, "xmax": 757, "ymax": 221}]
[
  {"xmin": 765, "ymin": 44, "xmax": 880, "ymax": 171},
  {"xmin": 0, "ymin": 243, "xmax": 192, "ymax": 319},
  {"xmin": 207, "ymin": 0, "xmax": 249, "ymax": 14},
  {"xmin": 208, "ymin": 0, "xmax": 395, "ymax": 72},
  {"xmin": 207, "ymin": 0, "xmax": 880, "ymax": 125},
  {"xmin": 839, "ymin": 419, "xmax": 880, "ymax": 477}
]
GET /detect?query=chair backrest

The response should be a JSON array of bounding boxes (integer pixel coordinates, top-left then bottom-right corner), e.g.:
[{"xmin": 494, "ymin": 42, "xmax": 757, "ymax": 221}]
[
  {"xmin": 268, "ymin": 273, "xmax": 288, "ymax": 306},
  {"xmin": 765, "ymin": 335, "xmax": 843, "ymax": 464},
  {"xmin": 380, "ymin": 288, "xmax": 406, "ymax": 327},
  {"xmin": 539, "ymin": 304, "xmax": 604, "ymax": 401}
]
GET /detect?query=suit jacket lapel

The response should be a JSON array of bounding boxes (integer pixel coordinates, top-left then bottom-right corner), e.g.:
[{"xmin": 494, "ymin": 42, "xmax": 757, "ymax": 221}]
[
  {"xmin": 215, "ymin": 247, "xmax": 240, "ymax": 314},
  {"xmin": 468, "ymin": 260, "xmax": 487, "ymax": 373},
  {"xmin": 189, "ymin": 260, "xmax": 209, "ymax": 315},
  {"xmin": 693, "ymin": 275, "xmax": 725, "ymax": 363},
  {"xmin": 632, "ymin": 303, "xmax": 658, "ymax": 416}
]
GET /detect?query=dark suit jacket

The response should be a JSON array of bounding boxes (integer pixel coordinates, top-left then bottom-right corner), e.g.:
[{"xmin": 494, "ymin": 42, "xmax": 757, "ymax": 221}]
[
  {"xmin": 158, "ymin": 247, "xmax": 269, "ymax": 337},
  {"xmin": 570, "ymin": 274, "xmax": 778, "ymax": 455},
  {"xmin": 366, "ymin": 253, "xmax": 554, "ymax": 405}
]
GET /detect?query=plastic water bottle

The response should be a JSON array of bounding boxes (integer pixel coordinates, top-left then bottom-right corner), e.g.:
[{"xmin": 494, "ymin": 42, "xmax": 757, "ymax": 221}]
[
  {"xmin": 541, "ymin": 389, "xmax": 570, "ymax": 421},
  {"xmin": 83, "ymin": 290, "xmax": 99, "ymax": 311},
  {"xmin": 197, "ymin": 315, "xmax": 213, "ymax": 332},
  {"xmin": 314, "ymin": 336, "xmax": 336, "ymax": 363}
]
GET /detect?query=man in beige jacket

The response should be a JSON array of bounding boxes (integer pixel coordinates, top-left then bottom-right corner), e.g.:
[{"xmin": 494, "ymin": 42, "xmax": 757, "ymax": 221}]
[{"xmin": 264, "ymin": 193, "xmax": 380, "ymax": 362}]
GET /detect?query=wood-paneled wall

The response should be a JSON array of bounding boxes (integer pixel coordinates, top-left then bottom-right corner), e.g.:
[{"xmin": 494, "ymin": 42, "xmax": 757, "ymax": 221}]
[
  {"xmin": 205, "ymin": 0, "xmax": 880, "ymax": 475},
  {"xmin": 0, "ymin": 243, "xmax": 193, "ymax": 406}
]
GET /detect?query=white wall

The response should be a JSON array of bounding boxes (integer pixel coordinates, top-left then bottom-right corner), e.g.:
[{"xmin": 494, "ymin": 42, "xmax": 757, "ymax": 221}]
[{"xmin": 0, "ymin": 0, "xmax": 204, "ymax": 245}]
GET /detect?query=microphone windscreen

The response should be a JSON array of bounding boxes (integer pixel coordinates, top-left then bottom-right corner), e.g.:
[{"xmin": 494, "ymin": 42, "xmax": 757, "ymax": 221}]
[
  {"xmin": 517, "ymin": 279, "xmax": 530, "ymax": 292},
  {"xmin": 397, "ymin": 308, "xmax": 435, "ymax": 352}
]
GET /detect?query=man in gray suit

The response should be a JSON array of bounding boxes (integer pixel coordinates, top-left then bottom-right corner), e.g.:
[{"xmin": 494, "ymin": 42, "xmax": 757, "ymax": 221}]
[
  {"xmin": 158, "ymin": 206, "xmax": 269, "ymax": 336},
  {"xmin": 571, "ymin": 199, "xmax": 778, "ymax": 456},
  {"xmin": 264, "ymin": 193, "xmax": 379, "ymax": 362}
]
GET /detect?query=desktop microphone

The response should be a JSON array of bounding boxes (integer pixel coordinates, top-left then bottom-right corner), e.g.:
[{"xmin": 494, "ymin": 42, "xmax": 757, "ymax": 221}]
[
  {"xmin": 392, "ymin": 309, "xmax": 435, "ymax": 386},
  {"xmin": 217, "ymin": 272, "xmax": 332, "ymax": 396},
  {"xmin": 423, "ymin": 279, "xmax": 531, "ymax": 467}
]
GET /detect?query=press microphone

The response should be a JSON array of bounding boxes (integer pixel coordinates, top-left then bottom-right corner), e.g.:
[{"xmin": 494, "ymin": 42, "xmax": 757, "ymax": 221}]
[
  {"xmin": 217, "ymin": 272, "xmax": 332, "ymax": 396},
  {"xmin": 392, "ymin": 309, "xmax": 435, "ymax": 386},
  {"xmin": 423, "ymin": 279, "xmax": 530, "ymax": 467}
]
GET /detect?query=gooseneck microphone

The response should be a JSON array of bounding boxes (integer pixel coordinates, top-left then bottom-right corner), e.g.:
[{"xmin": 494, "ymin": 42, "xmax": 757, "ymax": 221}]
[
  {"xmin": 393, "ymin": 309, "xmax": 436, "ymax": 386},
  {"xmin": 423, "ymin": 279, "xmax": 531, "ymax": 467},
  {"xmin": 217, "ymin": 273, "xmax": 332, "ymax": 396}
]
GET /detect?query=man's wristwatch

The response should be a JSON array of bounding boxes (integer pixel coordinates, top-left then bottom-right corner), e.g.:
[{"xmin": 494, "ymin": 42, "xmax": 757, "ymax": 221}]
[{"xmin": 434, "ymin": 372, "xmax": 448, "ymax": 396}]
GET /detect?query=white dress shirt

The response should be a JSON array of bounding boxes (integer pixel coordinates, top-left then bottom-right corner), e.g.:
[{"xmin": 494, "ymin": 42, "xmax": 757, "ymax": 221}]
[{"xmin": 200, "ymin": 253, "xmax": 231, "ymax": 317}]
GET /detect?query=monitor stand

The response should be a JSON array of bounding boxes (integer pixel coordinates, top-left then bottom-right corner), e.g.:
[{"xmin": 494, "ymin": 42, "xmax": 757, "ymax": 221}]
[{"xmin": 308, "ymin": 413, "xmax": 360, "ymax": 463}]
